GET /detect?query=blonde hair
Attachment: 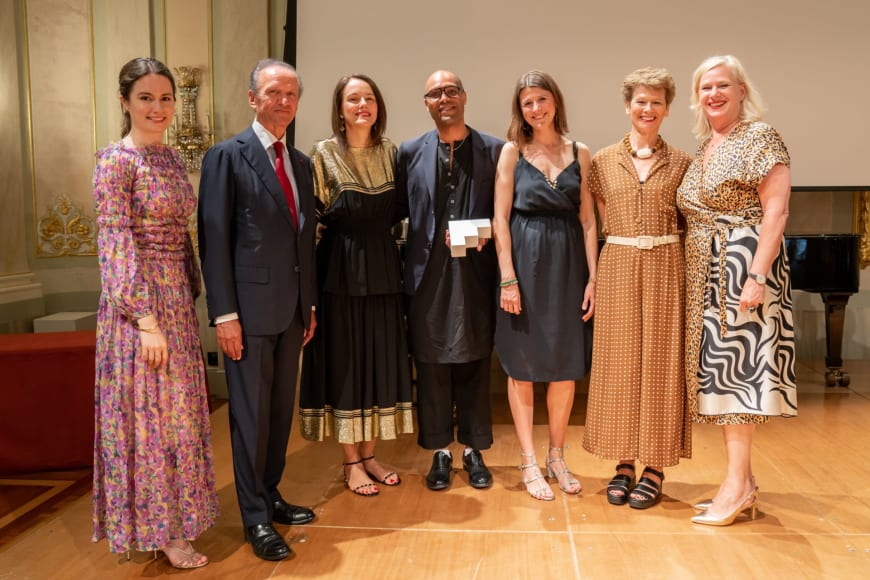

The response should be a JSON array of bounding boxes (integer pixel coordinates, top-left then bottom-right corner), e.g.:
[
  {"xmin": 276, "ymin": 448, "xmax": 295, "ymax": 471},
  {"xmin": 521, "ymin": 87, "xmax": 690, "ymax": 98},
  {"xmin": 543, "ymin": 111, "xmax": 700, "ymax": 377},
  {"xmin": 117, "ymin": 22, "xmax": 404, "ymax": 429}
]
[
  {"xmin": 622, "ymin": 67, "xmax": 676, "ymax": 106},
  {"xmin": 690, "ymin": 55, "xmax": 765, "ymax": 140}
]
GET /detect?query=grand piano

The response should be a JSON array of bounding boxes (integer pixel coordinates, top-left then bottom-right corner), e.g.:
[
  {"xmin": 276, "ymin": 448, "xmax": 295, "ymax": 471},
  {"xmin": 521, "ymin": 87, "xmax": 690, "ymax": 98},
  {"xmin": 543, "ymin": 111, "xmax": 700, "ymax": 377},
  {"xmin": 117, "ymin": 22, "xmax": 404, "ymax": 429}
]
[{"xmin": 785, "ymin": 234, "xmax": 861, "ymax": 386}]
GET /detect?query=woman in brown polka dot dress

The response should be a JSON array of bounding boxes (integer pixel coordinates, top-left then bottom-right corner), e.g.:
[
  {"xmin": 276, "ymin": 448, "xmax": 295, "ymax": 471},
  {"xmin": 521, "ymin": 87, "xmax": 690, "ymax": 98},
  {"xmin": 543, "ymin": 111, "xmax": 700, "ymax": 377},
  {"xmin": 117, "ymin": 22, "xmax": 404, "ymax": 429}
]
[
  {"xmin": 583, "ymin": 68, "xmax": 692, "ymax": 510},
  {"xmin": 678, "ymin": 55, "xmax": 795, "ymax": 526}
]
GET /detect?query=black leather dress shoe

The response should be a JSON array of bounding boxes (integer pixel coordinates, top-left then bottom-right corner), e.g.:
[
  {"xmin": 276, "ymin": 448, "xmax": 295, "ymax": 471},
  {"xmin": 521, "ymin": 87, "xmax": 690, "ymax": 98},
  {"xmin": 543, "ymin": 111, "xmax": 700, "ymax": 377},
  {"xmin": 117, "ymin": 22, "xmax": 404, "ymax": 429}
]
[
  {"xmin": 426, "ymin": 450, "xmax": 452, "ymax": 491},
  {"xmin": 462, "ymin": 449, "xmax": 493, "ymax": 489},
  {"xmin": 272, "ymin": 499, "xmax": 315, "ymax": 525},
  {"xmin": 245, "ymin": 523, "xmax": 291, "ymax": 561}
]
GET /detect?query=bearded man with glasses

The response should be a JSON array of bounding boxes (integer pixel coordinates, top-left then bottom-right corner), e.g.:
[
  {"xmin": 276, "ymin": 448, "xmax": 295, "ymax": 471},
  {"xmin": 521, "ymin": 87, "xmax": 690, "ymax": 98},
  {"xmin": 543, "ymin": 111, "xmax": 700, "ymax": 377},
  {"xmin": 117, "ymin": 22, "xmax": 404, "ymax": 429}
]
[{"xmin": 396, "ymin": 70, "xmax": 504, "ymax": 491}]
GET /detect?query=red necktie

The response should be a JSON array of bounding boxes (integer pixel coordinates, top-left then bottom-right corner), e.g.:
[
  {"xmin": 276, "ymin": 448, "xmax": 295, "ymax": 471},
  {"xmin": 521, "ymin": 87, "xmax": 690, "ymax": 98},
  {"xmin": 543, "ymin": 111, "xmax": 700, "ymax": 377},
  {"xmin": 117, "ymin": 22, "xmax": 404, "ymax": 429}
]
[{"xmin": 273, "ymin": 141, "xmax": 299, "ymax": 231}]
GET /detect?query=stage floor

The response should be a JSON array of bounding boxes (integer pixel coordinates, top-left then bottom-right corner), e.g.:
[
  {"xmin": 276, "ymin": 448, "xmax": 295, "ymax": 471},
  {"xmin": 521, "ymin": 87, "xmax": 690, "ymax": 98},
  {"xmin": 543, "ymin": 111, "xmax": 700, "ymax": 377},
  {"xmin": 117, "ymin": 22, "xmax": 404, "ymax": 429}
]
[{"xmin": 1, "ymin": 358, "xmax": 868, "ymax": 579}]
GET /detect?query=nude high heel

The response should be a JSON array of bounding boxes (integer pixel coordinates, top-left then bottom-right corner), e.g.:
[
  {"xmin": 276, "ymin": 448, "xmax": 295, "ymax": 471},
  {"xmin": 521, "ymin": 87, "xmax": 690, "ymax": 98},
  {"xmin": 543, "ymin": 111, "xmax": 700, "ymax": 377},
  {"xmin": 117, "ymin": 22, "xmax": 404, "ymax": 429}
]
[
  {"xmin": 693, "ymin": 478, "xmax": 758, "ymax": 511},
  {"xmin": 691, "ymin": 490, "xmax": 758, "ymax": 526}
]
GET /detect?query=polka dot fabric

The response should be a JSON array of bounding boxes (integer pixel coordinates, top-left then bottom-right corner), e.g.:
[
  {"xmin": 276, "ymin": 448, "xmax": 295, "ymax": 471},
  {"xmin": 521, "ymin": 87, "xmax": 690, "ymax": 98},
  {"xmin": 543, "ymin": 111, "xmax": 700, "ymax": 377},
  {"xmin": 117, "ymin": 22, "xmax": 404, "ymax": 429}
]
[{"xmin": 583, "ymin": 139, "xmax": 692, "ymax": 467}]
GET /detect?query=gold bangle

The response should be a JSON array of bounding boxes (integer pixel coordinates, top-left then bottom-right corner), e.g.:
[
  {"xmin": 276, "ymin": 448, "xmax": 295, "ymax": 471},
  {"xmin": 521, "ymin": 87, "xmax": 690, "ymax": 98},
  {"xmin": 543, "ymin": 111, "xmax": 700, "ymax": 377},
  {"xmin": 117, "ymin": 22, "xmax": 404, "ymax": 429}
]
[
  {"xmin": 587, "ymin": 276, "xmax": 597, "ymax": 284},
  {"xmin": 136, "ymin": 321, "xmax": 160, "ymax": 333}
]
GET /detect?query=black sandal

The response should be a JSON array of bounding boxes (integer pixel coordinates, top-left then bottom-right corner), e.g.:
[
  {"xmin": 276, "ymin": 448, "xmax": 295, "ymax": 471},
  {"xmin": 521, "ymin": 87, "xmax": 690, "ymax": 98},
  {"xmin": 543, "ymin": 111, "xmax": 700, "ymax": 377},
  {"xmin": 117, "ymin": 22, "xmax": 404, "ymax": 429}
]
[
  {"xmin": 343, "ymin": 459, "xmax": 379, "ymax": 497},
  {"xmin": 606, "ymin": 463, "xmax": 636, "ymax": 506},
  {"xmin": 628, "ymin": 467, "xmax": 664, "ymax": 510},
  {"xmin": 361, "ymin": 455, "xmax": 401, "ymax": 486}
]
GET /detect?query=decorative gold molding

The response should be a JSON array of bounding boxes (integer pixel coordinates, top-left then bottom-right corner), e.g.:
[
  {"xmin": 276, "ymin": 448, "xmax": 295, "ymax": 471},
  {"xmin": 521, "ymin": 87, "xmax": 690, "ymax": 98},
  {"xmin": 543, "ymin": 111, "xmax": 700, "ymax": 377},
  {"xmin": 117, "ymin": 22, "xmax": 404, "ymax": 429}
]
[
  {"xmin": 37, "ymin": 194, "xmax": 97, "ymax": 257},
  {"xmin": 858, "ymin": 191, "xmax": 870, "ymax": 269}
]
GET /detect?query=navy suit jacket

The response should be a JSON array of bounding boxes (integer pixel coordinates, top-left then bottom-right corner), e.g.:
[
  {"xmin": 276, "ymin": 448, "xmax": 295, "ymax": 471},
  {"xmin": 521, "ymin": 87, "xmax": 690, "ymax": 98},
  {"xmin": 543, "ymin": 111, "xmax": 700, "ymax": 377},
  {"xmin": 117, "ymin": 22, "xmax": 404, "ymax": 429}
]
[
  {"xmin": 197, "ymin": 126, "xmax": 317, "ymax": 336},
  {"xmin": 396, "ymin": 127, "xmax": 504, "ymax": 295}
]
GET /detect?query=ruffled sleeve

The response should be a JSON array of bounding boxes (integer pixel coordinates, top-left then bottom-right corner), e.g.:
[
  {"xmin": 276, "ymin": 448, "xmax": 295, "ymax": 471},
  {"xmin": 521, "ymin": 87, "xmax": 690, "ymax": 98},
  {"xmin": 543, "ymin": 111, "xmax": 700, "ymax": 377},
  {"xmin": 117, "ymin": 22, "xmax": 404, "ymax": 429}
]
[{"xmin": 93, "ymin": 145, "xmax": 152, "ymax": 319}]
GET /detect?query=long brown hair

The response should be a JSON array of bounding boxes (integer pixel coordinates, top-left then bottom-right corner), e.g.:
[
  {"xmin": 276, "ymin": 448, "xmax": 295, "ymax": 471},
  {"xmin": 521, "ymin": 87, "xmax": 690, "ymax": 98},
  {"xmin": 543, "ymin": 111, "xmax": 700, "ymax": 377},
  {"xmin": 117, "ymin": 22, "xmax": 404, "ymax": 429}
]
[
  {"xmin": 118, "ymin": 57, "xmax": 176, "ymax": 137},
  {"xmin": 330, "ymin": 74, "xmax": 387, "ymax": 149},
  {"xmin": 506, "ymin": 70, "xmax": 569, "ymax": 146}
]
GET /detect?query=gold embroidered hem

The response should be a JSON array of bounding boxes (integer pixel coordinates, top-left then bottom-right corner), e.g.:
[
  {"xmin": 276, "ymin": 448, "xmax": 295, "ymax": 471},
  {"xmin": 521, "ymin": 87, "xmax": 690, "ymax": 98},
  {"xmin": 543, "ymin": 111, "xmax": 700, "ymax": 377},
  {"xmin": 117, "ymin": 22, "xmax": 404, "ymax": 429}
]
[{"xmin": 300, "ymin": 402, "xmax": 414, "ymax": 444}]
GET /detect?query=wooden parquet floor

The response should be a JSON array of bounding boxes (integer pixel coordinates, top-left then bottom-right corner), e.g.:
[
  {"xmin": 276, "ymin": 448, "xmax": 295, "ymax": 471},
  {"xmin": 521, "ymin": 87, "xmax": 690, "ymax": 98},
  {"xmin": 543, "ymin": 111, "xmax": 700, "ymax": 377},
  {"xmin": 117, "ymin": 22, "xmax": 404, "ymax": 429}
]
[{"xmin": 0, "ymin": 359, "xmax": 868, "ymax": 579}]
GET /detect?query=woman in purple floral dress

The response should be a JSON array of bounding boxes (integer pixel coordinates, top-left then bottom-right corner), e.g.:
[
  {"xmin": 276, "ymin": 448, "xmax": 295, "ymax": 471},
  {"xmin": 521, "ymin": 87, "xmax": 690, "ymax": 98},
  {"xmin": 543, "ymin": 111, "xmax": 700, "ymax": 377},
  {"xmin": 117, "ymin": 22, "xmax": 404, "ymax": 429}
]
[{"xmin": 91, "ymin": 58, "xmax": 218, "ymax": 569}]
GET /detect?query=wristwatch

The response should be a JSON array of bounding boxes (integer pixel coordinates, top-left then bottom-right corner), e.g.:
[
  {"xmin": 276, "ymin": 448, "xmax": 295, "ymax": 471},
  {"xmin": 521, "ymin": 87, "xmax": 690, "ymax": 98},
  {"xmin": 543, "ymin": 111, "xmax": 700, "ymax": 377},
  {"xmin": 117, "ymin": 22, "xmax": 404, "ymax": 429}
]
[{"xmin": 747, "ymin": 272, "xmax": 767, "ymax": 284}]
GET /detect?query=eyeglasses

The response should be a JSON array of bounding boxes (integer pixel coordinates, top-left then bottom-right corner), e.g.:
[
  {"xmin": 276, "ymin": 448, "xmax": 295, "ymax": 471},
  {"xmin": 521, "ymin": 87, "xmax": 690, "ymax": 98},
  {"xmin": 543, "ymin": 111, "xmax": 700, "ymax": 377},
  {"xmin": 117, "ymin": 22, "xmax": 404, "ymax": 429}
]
[{"xmin": 424, "ymin": 85, "xmax": 462, "ymax": 101}]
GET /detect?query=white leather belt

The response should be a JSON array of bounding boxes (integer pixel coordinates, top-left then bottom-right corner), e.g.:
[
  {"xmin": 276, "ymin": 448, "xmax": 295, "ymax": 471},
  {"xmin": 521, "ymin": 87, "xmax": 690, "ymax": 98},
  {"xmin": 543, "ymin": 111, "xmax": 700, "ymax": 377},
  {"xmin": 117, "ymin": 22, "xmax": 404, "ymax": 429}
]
[{"xmin": 606, "ymin": 234, "xmax": 680, "ymax": 250}]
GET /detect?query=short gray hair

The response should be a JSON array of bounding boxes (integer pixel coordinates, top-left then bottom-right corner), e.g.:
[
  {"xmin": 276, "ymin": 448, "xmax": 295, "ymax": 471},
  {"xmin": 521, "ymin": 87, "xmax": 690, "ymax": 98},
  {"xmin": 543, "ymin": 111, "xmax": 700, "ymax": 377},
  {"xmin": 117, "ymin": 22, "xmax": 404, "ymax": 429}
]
[{"xmin": 249, "ymin": 59, "xmax": 302, "ymax": 95}]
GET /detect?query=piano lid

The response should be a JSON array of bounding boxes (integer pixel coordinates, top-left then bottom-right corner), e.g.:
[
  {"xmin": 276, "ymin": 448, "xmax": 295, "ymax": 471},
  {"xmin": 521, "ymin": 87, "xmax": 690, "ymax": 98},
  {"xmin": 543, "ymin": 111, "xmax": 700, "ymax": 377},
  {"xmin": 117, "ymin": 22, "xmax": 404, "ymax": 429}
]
[{"xmin": 785, "ymin": 234, "xmax": 860, "ymax": 294}]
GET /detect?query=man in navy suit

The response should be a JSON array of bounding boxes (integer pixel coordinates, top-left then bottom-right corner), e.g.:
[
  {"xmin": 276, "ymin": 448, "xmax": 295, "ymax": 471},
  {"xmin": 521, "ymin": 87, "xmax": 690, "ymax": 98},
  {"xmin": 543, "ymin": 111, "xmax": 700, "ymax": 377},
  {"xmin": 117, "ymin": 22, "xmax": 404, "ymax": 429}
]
[
  {"xmin": 198, "ymin": 59, "xmax": 317, "ymax": 561},
  {"xmin": 396, "ymin": 70, "xmax": 504, "ymax": 491}
]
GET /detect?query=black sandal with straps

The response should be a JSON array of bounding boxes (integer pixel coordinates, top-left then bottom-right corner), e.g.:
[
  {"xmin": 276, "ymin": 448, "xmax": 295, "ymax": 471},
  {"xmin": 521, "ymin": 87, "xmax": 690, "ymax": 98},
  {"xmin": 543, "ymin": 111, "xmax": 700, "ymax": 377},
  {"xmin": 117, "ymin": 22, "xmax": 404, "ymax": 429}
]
[
  {"xmin": 343, "ymin": 459, "xmax": 379, "ymax": 497},
  {"xmin": 628, "ymin": 467, "xmax": 664, "ymax": 510},
  {"xmin": 361, "ymin": 455, "xmax": 401, "ymax": 486},
  {"xmin": 607, "ymin": 463, "xmax": 636, "ymax": 506}
]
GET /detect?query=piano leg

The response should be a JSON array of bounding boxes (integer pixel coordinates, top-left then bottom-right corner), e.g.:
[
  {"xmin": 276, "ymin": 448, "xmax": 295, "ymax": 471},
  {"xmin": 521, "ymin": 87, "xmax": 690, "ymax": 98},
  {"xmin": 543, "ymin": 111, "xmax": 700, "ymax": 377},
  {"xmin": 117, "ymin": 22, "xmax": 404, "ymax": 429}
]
[{"xmin": 821, "ymin": 292, "xmax": 851, "ymax": 387}]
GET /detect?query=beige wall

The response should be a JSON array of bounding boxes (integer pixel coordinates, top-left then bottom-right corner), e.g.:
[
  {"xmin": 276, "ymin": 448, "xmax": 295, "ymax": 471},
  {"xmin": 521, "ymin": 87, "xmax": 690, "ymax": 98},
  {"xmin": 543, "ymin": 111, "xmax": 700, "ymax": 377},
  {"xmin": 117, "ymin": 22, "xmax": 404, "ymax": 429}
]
[
  {"xmin": 294, "ymin": 0, "xmax": 870, "ymax": 360},
  {"xmin": 2, "ymin": 0, "xmax": 869, "ymax": 361},
  {"xmin": 296, "ymin": 0, "xmax": 867, "ymax": 188}
]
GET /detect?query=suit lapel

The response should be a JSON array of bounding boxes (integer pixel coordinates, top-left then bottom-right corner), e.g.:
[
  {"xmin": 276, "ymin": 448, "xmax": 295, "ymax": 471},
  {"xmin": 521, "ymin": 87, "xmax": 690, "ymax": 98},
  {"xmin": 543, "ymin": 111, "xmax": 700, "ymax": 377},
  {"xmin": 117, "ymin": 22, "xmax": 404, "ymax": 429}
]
[
  {"xmin": 289, "ymin": 150, "xmax": 310, "ymax": 231},
  {"xmin": 238, "ymin": 128, "xmax": 296, "ymax": 230},
  {"xmin": 422, "ymin": 131, "xmax": 438, "ymax": 207}
]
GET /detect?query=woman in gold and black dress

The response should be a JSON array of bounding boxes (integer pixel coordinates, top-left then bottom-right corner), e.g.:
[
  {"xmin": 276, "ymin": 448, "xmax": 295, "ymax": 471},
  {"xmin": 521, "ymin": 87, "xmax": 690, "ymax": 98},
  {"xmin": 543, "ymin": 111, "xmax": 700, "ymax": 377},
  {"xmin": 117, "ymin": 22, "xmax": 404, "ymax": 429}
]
[{"xmin": 299, "ymin": 74, "xmax": 413, "ymax": 497}]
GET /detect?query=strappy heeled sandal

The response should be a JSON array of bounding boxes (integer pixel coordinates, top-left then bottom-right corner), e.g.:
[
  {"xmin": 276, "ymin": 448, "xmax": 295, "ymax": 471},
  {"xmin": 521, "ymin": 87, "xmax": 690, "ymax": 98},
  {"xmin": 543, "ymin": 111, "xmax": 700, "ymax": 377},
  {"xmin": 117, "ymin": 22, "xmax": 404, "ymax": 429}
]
[
  {"xmin": 545, "ymin": 446, "xmax": 581, "ymax": 494},
  {"xmin": 628, "ymin": 467, "xmax": 664, "ymax": 510},
  {"xmin": 606, "ymin": 463, "xmax": 636, "ymax": 506},
  {"xmin": 343, "ymin": 459, "xmax": 379, "ymax": 497},
  {"xmin": 519, "ymin": 452, "xmax": 554, "ymax": 501},
  {"xmin": 361, "ymin": 455, "xmax": 401, "ymax": 486},
  {"xmin": 158, "ymin": 540, "xmax": 209, "ymax": 569}
]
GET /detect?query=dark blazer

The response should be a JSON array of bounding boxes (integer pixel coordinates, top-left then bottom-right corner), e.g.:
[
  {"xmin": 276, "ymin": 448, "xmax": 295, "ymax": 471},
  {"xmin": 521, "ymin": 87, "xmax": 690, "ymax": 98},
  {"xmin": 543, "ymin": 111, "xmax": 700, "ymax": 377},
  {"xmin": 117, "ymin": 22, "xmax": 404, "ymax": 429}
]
[
  {"xmin": 198, "ymin": 126, "xmax": 317, "ymax": 335},
  {"xmin": 396, "ymin": 127, "xmax": 504, "ymax": 295}
]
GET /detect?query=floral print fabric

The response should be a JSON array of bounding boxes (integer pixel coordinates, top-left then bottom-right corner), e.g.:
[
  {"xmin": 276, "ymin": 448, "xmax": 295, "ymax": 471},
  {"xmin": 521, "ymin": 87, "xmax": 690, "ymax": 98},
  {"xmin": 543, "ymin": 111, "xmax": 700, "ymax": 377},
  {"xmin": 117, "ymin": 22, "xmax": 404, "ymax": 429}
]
[{"xmin": 91, "ymin": 142, "xmax": 218, "ymax": 553}]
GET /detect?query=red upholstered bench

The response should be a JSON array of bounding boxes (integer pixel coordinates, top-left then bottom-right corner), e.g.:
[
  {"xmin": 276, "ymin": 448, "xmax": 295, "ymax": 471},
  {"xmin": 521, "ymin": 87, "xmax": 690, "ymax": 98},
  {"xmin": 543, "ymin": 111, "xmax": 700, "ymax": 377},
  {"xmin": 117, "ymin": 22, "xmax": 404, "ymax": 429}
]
[{"xmin": 0, "ymin": 330, "xmax": 95, "ymax": 474}]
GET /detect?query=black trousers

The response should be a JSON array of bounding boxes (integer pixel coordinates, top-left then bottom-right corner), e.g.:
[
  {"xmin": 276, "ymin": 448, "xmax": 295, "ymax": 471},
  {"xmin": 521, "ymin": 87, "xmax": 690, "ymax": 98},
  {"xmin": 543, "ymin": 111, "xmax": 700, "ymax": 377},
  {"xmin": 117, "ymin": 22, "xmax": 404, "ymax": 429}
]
[
  {"xmin": 225, "ymin": 314, "xmax": 304, "ymax": 528},
  {"xmin": 415, "ymin": 356, "xmax": 493, "ymax": 451}
]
